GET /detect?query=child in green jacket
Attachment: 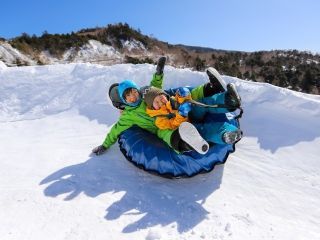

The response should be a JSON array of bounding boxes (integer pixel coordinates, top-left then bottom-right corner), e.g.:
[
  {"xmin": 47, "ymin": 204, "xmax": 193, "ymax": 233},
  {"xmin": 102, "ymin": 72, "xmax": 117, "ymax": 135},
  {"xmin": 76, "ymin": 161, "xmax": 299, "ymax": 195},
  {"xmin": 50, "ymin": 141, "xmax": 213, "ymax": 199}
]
[{"xmin": 92, "ymin": 57, "xmax": 212, "ymax": 155}]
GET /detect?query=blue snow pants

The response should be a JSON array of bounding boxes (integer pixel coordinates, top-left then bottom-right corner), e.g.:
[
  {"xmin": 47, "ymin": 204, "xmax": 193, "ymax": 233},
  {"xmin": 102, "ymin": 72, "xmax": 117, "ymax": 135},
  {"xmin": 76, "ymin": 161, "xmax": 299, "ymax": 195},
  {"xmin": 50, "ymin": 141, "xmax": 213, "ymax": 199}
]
[{"xmin": 190, "ymin": 92, "xmax": 239, "ymax": 145}]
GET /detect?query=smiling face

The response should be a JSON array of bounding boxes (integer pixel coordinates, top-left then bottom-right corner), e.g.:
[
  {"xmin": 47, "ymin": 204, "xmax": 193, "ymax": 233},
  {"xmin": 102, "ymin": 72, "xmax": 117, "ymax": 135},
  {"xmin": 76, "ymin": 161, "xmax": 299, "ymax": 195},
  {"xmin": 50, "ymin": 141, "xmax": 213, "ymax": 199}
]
[
  {"xmin": 123, "ymin": 88, "xmax": 140, "ymax": 104},
  {"xmin": 152, "ymin": 94, "xmax": 168, "ymax": 110}
]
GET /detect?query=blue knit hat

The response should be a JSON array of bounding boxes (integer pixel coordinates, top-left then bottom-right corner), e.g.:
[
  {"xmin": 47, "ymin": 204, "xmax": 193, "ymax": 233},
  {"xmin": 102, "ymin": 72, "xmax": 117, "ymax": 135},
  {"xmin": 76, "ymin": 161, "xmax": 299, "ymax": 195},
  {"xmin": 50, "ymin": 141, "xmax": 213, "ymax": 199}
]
[{"xmin": 117, "ymin": 80, "xmax": 141, "ymax": 107}]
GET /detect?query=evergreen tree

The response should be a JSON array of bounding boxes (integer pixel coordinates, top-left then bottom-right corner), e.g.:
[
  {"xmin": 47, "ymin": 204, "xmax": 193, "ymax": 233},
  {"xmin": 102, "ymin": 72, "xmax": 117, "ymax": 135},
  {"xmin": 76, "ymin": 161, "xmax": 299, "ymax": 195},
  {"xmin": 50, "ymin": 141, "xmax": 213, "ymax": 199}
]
[
  {"xmin": 194, "ymin": 56, "xmax": 206, "ymax": 71},
  {"xmin": 250, "ymin": 71, "xmax": 257, "ymax": 81},
  {"xmin": 300, "ymin": 70, "xmax": 313, "ymax": 92},
  {"xmin": 243, "ymin": 71, "xmax": 250, "ymax": 79}
]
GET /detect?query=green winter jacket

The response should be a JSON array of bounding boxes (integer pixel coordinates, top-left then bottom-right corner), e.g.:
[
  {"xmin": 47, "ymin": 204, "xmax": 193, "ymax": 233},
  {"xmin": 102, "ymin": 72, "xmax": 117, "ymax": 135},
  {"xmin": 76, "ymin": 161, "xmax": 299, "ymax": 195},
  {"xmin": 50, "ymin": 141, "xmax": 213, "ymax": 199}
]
[{"xmin": 103, "ymin": 73, "xmax": 164, "ymax": 148}]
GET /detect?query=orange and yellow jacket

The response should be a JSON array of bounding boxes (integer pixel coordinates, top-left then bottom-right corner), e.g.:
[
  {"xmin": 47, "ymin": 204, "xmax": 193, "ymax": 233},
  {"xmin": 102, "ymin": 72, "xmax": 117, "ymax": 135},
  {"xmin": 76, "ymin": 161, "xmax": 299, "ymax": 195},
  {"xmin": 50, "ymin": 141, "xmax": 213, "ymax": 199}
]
[{"xmin": 146, "ymin": 93, "xmax": 192, "ymax": 130}]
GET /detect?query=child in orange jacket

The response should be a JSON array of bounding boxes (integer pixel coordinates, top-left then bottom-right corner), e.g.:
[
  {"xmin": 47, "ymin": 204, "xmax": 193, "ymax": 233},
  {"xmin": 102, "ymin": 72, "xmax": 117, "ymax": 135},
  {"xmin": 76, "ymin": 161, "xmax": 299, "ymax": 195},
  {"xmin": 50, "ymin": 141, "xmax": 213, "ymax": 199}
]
[{"xmin": 143, "ymin": 86, "xmax": 193, "ymax": 130}]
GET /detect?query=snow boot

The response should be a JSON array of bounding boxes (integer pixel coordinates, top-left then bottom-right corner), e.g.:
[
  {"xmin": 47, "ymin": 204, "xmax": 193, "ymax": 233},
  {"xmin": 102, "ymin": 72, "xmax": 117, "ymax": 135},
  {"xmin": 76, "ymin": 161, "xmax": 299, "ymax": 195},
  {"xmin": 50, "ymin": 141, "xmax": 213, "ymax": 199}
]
[
  {"xmin": 225, "ymin": 83, "xmax": 241, "ymax": 109},
  {"xmin": 156, "ymin": 56, "xmax": 166, "ymax": 75},
  {"xmin": 206, "ymin": 67, "xmax": 227, "ymax": 93},
  {"xmin": 222, "ymin": 129, "xmax": 243, "ymax": 144},
  {"xmin": 178, "ymin": 122, "xmax": 209, "ymax": 155}
]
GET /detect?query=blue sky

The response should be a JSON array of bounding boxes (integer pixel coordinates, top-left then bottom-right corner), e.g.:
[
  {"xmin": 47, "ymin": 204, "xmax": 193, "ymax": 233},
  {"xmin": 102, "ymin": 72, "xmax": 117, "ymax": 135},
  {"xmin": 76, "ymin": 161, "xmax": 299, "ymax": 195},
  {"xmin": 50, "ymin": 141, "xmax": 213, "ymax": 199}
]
[{"xmin": 1, "ymin": 0, "xmax": 319, "ymax": 52}]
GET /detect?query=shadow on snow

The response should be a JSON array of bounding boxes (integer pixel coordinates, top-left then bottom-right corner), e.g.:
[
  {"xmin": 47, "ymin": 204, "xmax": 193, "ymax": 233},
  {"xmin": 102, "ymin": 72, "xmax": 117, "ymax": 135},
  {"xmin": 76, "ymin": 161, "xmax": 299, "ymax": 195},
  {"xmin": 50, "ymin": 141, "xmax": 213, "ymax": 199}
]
[
  {"xmin": 40, "ymin": 151, "xmax": 224, "ymax": 233},
  {"xmin": 241, "ymin": 101, "xmax": 320, "ymax": 153}
]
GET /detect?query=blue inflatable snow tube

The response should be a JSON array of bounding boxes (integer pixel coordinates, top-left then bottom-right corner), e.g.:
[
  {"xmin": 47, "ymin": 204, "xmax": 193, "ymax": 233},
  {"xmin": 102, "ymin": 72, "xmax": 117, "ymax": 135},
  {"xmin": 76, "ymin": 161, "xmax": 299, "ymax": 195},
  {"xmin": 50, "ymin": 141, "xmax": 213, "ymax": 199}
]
[{"xmin": 118, "ymin": 112, "xmax": 240, "ymax": 178}]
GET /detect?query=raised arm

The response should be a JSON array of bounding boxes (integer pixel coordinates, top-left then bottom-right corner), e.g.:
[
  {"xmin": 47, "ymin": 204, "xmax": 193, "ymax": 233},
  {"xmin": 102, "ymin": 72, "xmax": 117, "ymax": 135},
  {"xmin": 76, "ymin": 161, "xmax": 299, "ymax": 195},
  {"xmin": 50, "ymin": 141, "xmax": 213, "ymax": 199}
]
[{"xmin": 150, "ymin": 56, "xmax": 166, "ymax": 88}]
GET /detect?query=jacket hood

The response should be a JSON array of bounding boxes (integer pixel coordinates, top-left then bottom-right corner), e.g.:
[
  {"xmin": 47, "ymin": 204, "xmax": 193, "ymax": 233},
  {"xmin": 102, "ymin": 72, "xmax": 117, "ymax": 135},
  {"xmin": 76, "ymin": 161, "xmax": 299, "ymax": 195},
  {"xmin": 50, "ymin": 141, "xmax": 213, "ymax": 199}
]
[{"xmin": 118, "ymin": 80, "xmax": 141, "ymax": 107}]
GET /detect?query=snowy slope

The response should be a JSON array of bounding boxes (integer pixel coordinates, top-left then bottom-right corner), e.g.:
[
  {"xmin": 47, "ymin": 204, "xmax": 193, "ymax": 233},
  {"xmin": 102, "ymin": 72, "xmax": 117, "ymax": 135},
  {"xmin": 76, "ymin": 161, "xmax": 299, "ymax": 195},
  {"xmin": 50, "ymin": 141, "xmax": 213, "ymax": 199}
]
[
  {"xmin": 1, "ymin": 39, "xmax": 148, "ymax": 66},
  {"xmin": 0, "ymin": 41, "xmax": 36, "ymax": 66},
  {"xmin": 0, "ymin": 63, "xmax": 320, "ymax": 240}
]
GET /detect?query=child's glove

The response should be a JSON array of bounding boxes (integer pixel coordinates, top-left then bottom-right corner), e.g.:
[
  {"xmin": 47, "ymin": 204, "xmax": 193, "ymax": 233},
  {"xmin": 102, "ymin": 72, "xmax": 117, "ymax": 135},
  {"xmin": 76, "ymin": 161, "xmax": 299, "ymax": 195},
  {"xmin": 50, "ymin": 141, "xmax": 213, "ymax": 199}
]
[
  {"xmin": 178, "ymin": 102, "xmax": 192, "ymax": 117},
  {"xmin": 176, "ymin": 87, "xmax": 191, "ymax": 97},
  {"xmin": 156, "ymin": 56, "xmax": 166, "ymax": 75},
  {"xmin": 92, "ymin": 145, "xmax": 108, "ymax": 156}
]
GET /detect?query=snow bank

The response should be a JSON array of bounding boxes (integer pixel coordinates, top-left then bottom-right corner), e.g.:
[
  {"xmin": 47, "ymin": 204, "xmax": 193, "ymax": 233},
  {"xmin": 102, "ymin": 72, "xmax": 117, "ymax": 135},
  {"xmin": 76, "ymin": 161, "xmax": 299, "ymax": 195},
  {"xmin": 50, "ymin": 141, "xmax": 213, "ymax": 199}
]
[{"xmin": 0, "ymin": 63, "xmax": 207, "ymax": 122}]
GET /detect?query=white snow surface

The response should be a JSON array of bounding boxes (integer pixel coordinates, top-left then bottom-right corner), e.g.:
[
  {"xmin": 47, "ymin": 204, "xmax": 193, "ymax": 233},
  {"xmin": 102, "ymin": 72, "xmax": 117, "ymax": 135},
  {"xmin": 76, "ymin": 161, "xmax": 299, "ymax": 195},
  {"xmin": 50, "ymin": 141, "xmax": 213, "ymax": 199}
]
[
  {"xmin": 1, "ymin": 63, "xmax": 320, "ymax": 240},
  {"xmin": 0, "ymin": 60, "xmax": 7, "ymax": 70}
]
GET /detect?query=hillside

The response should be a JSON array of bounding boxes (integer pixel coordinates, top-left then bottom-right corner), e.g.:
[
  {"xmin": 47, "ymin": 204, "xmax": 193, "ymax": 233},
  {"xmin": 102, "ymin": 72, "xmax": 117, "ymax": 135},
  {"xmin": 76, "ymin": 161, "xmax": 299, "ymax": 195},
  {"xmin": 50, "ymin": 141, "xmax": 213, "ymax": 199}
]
[
  {"xmin": 0, "ymin": 23, "xmax": 319, "ymax": 94},
  {"xmin": 1, "ymin": 62, "xmax": 320, "ymax": 240}
]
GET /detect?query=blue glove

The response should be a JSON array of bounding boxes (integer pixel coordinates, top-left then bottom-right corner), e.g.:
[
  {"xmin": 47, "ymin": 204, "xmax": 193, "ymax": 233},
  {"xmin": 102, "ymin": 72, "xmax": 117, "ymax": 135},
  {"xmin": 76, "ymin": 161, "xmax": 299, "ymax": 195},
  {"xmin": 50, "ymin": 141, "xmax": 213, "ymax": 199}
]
[
  {"xmin": 176, "ymin": 87, "xmax": 191, "ymax": 97},
  {"xmin": 178, "ymin": 102, "xmax": 192, "ymax": 117}
]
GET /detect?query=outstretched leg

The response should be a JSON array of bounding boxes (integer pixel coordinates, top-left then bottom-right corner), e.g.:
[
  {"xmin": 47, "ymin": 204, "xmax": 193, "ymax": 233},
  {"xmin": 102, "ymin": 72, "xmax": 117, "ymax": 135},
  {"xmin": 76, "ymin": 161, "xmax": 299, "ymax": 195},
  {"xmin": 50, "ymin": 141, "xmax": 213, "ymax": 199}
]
[
  {"xmin": 225, "ymin": 83, "xmax": 241, "ymax": 110},
  {"xmin": 203, "ymin": 67, "xmax": 227, "ymax": 97},
  {"xmin": 193, "ymin": 83, "xmax": 242, "ymax": 116},
  {"xmin": 207, "ymin": 67, "xmax": 227, "ymax": 90},
  {"xmin": 194, "ymin": 121, "xmax": 242, "ymax": 145},
  {"xmin": 190, "ymin": 67, "xmax": 226, "ymax": 101}
]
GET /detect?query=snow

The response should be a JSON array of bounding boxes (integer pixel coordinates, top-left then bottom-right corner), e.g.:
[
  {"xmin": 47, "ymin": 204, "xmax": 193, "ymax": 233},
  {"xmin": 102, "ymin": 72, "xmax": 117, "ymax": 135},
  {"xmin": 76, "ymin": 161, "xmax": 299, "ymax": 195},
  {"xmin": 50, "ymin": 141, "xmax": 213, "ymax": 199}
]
[
  {"xmin": 37, "ymin": 40, "xmax": 123, "ymax": 65},
  {"xmin": 1, "ymin": 63, "xmax": 320, "ymax": 240},
  {"xmin": 0, "ymin": 41, "xmax": 36, "ymax": 66},
  {"xmin": 0, "ymin": 60, "xmax": 7, "ymax": 70},
  {"xmin": 1, "ymin": 40, "xmax": 124, "ymax": 66},
  {"xmin": 121, "ymin": 39, "xmax": 146, "ymax": 52},
  {"xmin": 306, "ymin": 59, "xmax": 319, "ymax": 65},
  {"xmin": 63, "ymin": 40, "xmax": 123, "ymax": 63},
  {"xmin": 37, "ymin": 50, "xmax": 60, "ymax": 65}
]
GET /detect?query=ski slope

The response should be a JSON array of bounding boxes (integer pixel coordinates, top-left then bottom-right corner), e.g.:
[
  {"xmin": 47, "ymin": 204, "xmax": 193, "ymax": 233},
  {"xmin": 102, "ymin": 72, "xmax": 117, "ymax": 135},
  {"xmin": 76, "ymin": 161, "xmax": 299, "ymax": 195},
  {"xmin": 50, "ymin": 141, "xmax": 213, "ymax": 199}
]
[{"xmin": 1, "ymin": 62, "xmax": 320, "ymax": 240}]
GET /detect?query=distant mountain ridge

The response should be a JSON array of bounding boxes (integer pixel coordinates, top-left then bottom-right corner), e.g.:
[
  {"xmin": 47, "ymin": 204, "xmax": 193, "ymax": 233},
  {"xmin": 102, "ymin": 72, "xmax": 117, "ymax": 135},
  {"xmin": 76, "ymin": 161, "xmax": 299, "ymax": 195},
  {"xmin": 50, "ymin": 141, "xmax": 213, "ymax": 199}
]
[
  {"xmin": 175, "ymin": 44, "xmax": 227, "ymax": 53},
  {"xmin": 0, "ymin": 23, "xmax": 319, "ymax": 94}
]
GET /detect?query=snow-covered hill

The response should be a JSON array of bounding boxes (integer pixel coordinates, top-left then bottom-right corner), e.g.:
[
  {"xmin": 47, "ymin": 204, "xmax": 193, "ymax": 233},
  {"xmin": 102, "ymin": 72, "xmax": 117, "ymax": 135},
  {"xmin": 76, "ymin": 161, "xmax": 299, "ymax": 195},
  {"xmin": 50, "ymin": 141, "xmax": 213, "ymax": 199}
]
[
  {"xmin": 0, "ymin": 41, "xmax": 36, "ymax": 66},
  {"xmin": 0, "ymin": 39, "xmax": 146, "ymax": 67},
  {"xmin": 0, "ymin": 63, "xmax": 319, "ymax": 240}
]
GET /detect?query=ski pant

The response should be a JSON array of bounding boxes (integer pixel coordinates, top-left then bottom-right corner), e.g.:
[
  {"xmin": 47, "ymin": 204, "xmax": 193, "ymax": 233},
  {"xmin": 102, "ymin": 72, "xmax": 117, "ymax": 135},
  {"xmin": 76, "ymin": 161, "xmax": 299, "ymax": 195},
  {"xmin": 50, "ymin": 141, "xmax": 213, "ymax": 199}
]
[
  {"xmin": 190, "ymin": 92, "xmax": 230, "ymax": 120},
  {"xmin": 190, "ymin": 91, "xmax": 240, "ymax": 145},
  {"xmin": 156, "ymin": 119, "xmax": 238, "ymax": 151}
]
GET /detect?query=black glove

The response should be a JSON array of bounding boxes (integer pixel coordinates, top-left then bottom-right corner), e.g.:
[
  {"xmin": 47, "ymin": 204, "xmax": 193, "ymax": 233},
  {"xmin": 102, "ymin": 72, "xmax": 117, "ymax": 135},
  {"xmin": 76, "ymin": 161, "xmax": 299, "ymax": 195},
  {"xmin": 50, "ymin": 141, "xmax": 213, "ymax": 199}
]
[
  {"xmin": 92, "ymin": 145, "xmax": 108, "ymax": 156},
  {"xmin": 156, "ymin": 56, "xmax": 166, "ymax": 75}
]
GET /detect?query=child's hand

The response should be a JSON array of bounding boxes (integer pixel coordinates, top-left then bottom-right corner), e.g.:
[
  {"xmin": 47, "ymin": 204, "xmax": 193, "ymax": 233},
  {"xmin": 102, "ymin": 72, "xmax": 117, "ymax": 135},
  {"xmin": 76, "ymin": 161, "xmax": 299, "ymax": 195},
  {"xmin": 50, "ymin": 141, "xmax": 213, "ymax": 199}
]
[
  {"xmin": 176, "ymin": 87, "xmax": 191, "ymax": 97},
  {"xmin": 92, "ymin": 145, "xmax": 108, "ymax": 156},
  {"xmin": 153, "ymin": 94, "xmax": 168, "ymax": 110},
  {"xmin": 178, "ymin": 102, "xmax": 192, "ymax": 117}
]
